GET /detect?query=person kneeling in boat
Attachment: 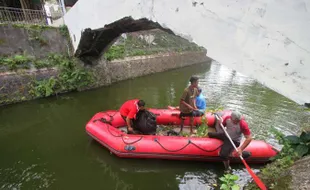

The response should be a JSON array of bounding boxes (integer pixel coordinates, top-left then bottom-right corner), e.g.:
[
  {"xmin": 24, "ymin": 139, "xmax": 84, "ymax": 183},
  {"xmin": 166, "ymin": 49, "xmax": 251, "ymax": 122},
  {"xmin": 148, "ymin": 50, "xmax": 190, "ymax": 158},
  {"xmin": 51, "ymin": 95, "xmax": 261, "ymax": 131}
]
[
  {"xmin": 120, "ymin": 99, "xmax": 145, "ymax": 134},
  {"xmin": 196, "ymin": 88, "xmax": 207, "ymax": 115},
  {"xmin": 179, "ymin": 76, "xmax": 202, "ymax": 134},
  {"xmin": 208, "ymin": 111, "xmax": 252, "ymax": 171}
]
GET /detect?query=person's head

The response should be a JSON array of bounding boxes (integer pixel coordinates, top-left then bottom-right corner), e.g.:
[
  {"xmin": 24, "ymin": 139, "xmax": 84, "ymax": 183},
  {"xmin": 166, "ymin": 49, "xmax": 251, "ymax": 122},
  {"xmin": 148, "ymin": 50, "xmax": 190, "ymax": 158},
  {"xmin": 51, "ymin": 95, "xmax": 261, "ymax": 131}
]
[
  {"xmin": 137, "ymin": 100, "xmax": 145, "ymax": 111},
  {"xmin": 231, "ymin": 111, "xmax": 242, "ymax": 124},
  {"xmin": 190, "ymin": 76, "xmax": 199, "ymax": 87},
  {"xmin": 198, "ymin": 88, "xmax": 202, "ymax": 95}
]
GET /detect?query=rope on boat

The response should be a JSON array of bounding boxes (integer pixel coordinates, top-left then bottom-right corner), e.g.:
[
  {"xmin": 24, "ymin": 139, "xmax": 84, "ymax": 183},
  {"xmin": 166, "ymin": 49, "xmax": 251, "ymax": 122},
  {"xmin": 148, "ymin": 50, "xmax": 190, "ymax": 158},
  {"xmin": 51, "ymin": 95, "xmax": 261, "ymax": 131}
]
[
  {"xmin": 154, "ymin": 138, "xmax": 191, "ymax": 152},
  {"xmin": 190, "ymin": 141, "xmax": 223, "ymax": 152},
  {"xmin": 96, "ymin": 112, "xmax": 223, "ymax": 152},
  {"xmin": 97, "ymin": 112, "xmax": 145, "ymax": 145}
]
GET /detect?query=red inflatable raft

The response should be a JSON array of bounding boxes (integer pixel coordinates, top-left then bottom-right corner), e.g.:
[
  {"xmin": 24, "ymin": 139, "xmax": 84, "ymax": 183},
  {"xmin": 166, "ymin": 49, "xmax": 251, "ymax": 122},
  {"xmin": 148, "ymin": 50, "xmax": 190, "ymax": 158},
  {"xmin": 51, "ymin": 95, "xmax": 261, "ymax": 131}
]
[{"xmin": 86, "ymin": 108, "xmax": 278, "ymax": 163}]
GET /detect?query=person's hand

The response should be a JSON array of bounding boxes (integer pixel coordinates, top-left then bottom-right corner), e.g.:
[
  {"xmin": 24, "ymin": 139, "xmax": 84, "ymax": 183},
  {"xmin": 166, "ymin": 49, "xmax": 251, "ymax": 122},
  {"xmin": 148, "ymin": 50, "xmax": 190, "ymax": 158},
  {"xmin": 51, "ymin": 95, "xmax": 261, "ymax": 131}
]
[
  {"xmin": 189, "ymin": 106, "xmax": 194, "ymax": 111},
  {"xmin": 236, "ymin": 147, "xmax": 243, "ymax": 156},
  {"xmin": 128, "ymin": 127, "xmax": 134, "ymax": 134}
]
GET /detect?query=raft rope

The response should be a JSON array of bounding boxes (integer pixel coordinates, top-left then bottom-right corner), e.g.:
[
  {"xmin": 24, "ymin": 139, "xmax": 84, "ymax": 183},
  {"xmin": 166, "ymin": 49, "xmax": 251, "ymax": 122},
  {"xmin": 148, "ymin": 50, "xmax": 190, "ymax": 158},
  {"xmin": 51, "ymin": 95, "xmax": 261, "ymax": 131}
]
[
  {"xmin": 154, "ymin": 138, "xmax": 223, "ymax": 152},
  {"xmin": 95, "ymin": 112, "xmax": 223, "ymax": 152}
]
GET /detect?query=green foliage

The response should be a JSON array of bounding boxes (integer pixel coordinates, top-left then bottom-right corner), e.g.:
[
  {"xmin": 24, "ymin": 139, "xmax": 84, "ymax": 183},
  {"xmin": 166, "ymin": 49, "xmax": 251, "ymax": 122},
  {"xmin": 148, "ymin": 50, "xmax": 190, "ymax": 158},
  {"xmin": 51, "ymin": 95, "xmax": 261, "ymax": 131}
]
[
  {"xmin": 196, "ymin": 125, "xmax": 209, "ymax": 137},
  {"xmin": 104, "ymin": 45, "xmax": 125, "ymax": 61},
  {"xmin": 103, "ymin": 29, "xmax": 205, "ymax": 61},
  {"xmin": 59, "ymin": 25, "xmax": 69, "ymax": 38},
  {"xmin": 12, "ymin": 24, "xmax": 53, "ymax": 30},
  {"xmin": 206, "ymin": 106, "xmax": 225, "ymax": 113},
  {"xmin": 284, "ymin": 131, "xmax": 310, "ymax": 157},
  {"xmin": 33, "ymin": 59, "xmax": 52, "ymax": 69},
  {"xmin": 30, "ymin": 55, "xmax": 94, "ymax": 98},
  {"xmin": 219, "ymin": 174, "xmax": 240, "ymax": 190},
  {"xmin": 31, "ymin": 77, "xmax": 57, "ymax": 97},
  {"xmin": 196, "ymin": 115, "xmax": 209, "ymax": 137},
  {"xmin": 0, "ymin": 55, "xmax": 34, "ymax": 70},
  {"xmin": 245, "ymin": 128, "xmax": 310, "ymax": 190},
  {"xmin": 179, "ymin": 131, "xmax": 190, "ymax": 137},
  {"xmin": 271, "ymin": 127, "xmax": 310, "ymax": 160}
]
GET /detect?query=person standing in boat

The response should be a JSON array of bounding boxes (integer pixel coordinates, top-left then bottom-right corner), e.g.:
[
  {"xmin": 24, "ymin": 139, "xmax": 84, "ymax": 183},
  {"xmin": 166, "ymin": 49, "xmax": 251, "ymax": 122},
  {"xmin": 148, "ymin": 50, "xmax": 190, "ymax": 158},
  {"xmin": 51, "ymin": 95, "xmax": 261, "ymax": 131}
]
[
  {"xmin": 196, "ymin": 88, "xmax": 207, "ymax": 115},
  {"xmin": 208, "ymin": 111, "xmax": 252, "ymax": 172},
  {"xmin": 179, "ymin": 76, "xmax": 201, "ymax": 134},
  {"xmin": 119, "ymin": 99, "xmax": 145, "ymax": 134}
]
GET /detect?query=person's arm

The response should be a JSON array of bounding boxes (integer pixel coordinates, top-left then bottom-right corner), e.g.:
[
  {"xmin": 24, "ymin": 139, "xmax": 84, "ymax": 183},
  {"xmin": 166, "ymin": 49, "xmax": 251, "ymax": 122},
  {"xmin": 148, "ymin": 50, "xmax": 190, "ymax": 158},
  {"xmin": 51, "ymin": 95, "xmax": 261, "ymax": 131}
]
[
  {"xmin": 238, "ymin": 135, "xmax": 252, "ymax": 151},
  {"xmin": 180, "ymin": 89, "xmax": 194, "ymax": 110},
  {"xmin": 237, "ymin": 120, "xmax": 252, "ymax": 155},
  {"xmin": 126, "ymin": 117, "xmax": 133, "ymax": 132},
  {"xmin": 192, "ymin": 98, "xmax": 197, "ymax": 110},
  {"xmin": 126, "ymin": 109, "xmax": 137, "ymax": 132},
  {"xmin": 192, "ymin": 88, "xmax": 198, "ymax": 110}
]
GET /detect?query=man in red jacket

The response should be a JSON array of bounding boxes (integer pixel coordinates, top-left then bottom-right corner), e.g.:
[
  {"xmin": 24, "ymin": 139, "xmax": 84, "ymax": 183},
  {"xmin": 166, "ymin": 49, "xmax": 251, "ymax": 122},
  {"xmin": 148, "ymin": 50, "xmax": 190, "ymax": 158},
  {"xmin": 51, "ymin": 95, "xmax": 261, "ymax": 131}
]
[{"xmin": 120, "ymin": 99, "xmax": 145, "ymax": 134}]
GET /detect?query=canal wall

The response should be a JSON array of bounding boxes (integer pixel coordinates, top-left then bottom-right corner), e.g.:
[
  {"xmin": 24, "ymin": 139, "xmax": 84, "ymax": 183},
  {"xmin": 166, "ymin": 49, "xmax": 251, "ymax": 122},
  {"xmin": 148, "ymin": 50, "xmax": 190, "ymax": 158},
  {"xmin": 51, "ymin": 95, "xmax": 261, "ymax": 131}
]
[
  {"xmin": 91, "ymin": 51, "xmax": 210, "ymax": 87},
  {"xmin": 0, "ymin": 24, "xmax": 71, "ymax": 58},
  {"xmin": 0, "ymin": 24, "xmax": 209, "ymax": 106},
  {"xmin": 0, "ymin": 51, "xmax": 209, "ymax": 106}
]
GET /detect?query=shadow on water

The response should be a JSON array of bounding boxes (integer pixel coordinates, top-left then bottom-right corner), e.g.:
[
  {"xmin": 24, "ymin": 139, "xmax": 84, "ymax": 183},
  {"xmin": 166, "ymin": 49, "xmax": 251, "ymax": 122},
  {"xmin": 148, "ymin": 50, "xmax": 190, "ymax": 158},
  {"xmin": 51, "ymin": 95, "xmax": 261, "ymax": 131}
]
[{"xmin": 0, "ymin": 61, "xmax": 308, "ymax": 189}]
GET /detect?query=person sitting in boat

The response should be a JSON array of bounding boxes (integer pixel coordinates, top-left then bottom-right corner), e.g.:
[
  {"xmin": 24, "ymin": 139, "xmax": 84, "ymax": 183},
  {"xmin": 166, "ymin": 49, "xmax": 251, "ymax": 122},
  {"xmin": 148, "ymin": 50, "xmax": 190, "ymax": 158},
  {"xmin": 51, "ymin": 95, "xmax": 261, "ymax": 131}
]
[
  {"xmin": 196, "ymin": 88, "xmax": 207, "ymax": 115},
  {"xmin": 179, "ymin": 76, "xmax": 202, "ymax": 134},
  {"xmin": 120, "ymin": 99, "xmax": 145, "ymax": 134},
  {"xmin": 208, "ymin": 111, "xmax": 252, "ymax": 171}
]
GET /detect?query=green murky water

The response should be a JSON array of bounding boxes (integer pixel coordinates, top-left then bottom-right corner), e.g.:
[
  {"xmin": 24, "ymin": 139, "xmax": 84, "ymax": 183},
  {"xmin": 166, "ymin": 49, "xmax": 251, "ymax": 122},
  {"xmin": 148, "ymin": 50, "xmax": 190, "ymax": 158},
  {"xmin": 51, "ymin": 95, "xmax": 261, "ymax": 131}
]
[{"xmin": 0, "ymin": 61, "xmax": 308, "ymax": 189}]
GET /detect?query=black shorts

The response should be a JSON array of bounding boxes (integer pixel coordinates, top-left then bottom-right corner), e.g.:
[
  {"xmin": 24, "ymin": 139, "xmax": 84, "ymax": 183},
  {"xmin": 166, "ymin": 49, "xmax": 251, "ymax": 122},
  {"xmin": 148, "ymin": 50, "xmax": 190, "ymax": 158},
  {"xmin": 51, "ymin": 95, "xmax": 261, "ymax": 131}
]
[
  {"xmin": 179, "ymin": 110, "xmax": 203, "ymax": 118},
  {"xmin": 219, "ymin": 138, "xmax": 240, "ymax": 160},
  {"xmin": 208, "ymin": 132, "xmax": 240, "ymax": 160}
]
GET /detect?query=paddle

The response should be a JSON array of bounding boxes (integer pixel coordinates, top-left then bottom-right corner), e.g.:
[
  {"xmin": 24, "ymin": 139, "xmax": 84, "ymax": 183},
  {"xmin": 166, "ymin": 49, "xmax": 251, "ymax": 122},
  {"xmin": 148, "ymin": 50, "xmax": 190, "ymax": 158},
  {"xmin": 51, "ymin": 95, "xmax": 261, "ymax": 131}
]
[{"xmin": 215, "ymin": 114, "xmax": 267, "ymax": 190}]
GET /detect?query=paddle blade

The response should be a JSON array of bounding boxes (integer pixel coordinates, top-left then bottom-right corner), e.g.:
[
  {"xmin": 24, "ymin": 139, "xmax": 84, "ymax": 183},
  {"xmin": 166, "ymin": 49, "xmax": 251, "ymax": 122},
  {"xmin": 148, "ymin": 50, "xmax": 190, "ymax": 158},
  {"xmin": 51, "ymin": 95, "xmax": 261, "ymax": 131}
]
[{"xmin": 241, "ymin": 159, "xmax": 267, "ymax": 190}]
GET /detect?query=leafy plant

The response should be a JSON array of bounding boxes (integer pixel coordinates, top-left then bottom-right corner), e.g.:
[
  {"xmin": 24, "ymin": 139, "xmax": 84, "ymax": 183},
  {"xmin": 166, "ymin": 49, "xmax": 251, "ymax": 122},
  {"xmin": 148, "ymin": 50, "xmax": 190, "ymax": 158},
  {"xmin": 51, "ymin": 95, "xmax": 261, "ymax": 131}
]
[
  {"xmin": 245, "ymin": 128, "xmax": 308, "ymax": 189},
  {"xmin": 104, "ymin": 45, "xmax": 125, "ymax": 61},
  {"xmin": 59, "ymin": 25, "xmax": 69, "ymax": 38},
  {"xmin": 206, "ymin": 106, "xmax": 224, "ymax": 113},
  {"xmin": 1, "ymin": 55, "xmax": 34, "ymax": 70},
  {"xmin": 283, "ymin": 131, "xmax": 310, "ymax": 157},
  {"xmin": 31, "ymin": 77, "xmax": 57, "ymax": 97},
  {"xmin": 30, "ymin": 55, "xmax": 94, "ymax": 98},
  {"xmin": 196, "ymin": 115, "xmax": 209, "ymax": 137},
  {"xmin": 179, "ymin": 131, "xmax": 190, "ymax": 137},
  {"xmin": 219, "ymin": 174, "xmax": 240, "ymax": 190}
]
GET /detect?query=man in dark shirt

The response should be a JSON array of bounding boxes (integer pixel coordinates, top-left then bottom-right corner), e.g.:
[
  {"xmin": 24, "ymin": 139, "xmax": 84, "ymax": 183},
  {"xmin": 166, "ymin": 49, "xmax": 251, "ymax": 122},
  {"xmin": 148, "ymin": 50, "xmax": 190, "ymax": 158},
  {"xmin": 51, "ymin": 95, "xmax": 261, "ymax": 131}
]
[{"xmin": 179, "ymin": 76, "xmax": 202, "ymax": 134}]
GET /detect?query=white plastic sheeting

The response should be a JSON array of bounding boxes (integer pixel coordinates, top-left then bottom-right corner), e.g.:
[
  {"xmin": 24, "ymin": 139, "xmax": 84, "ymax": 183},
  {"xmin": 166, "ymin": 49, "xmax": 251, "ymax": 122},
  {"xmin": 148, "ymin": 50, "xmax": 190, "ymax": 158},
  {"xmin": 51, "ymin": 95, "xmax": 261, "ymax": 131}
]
[{"xmin": 64, "ymin": 0, "xmax": 310, "ymax": 105}]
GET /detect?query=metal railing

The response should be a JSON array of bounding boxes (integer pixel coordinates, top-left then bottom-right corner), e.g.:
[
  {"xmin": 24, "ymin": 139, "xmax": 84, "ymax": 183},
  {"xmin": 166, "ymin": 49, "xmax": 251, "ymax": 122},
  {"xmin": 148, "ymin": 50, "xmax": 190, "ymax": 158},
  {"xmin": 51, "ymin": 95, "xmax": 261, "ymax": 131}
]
[{"xmin": 0, "ymin": 6, "xmax": 49, "ymax": 25}]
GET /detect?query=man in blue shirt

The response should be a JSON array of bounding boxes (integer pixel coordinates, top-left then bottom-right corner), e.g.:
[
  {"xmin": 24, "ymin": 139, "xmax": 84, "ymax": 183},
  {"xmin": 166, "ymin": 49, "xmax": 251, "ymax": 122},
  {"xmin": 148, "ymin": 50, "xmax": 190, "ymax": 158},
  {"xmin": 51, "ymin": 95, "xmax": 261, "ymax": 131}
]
[{"xmin": 196, "ymin": 88, "xmax": 207, "ymax": 115}]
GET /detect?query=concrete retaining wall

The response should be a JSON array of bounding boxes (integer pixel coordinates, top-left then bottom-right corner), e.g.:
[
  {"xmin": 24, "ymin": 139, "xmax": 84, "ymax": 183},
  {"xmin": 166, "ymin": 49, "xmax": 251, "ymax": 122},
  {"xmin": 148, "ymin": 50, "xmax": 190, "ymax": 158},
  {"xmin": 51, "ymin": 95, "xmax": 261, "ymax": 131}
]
[
  {"xmin": 92, "ymin": 51, "xmax": 210, "ymax": 86},
  {"xmin": 0, "ymin": 51, "xmax": 210, "ymax": 105}
]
